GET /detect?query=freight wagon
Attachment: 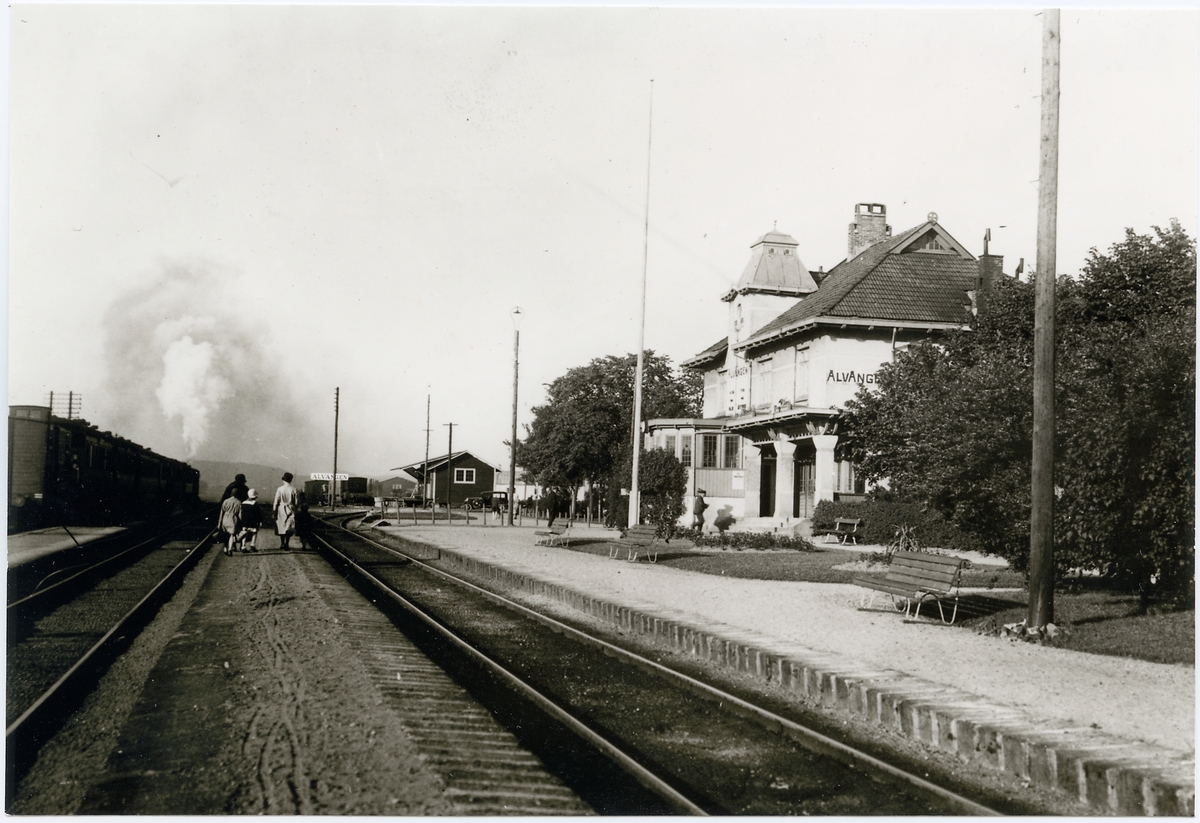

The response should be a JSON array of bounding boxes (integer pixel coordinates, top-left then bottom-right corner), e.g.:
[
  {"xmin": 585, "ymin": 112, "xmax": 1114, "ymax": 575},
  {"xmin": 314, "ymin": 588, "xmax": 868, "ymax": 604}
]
[{"xmin": 8, "ymin": 405, "xmax": 200, "ymax": 533}]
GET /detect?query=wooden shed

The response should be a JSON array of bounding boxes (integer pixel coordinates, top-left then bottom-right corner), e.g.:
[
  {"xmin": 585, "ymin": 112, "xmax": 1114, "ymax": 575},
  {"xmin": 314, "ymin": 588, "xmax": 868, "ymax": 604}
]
[{"xmin": 389, "ymin": 451, "xmax": 498, "ymax": 508}]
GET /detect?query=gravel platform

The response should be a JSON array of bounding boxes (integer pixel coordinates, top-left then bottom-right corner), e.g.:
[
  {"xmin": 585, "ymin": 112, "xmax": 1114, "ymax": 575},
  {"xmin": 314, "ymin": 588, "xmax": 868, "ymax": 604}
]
[{"xmin": 368, "ymin": 520, "xmax": 1195, "ymax": 814}]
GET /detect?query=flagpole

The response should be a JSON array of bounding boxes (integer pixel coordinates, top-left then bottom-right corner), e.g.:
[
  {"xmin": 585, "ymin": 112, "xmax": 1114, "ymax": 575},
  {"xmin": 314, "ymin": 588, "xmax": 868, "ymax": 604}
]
[{"xmin": 629, "ymin": 80, "xmax": 653, "ymax": 528}]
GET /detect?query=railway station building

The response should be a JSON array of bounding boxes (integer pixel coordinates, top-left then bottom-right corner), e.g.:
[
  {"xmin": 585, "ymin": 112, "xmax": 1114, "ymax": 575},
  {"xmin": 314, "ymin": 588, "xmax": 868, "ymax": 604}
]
[{"xmin": 646, "ymin": 204, "xmax": 1007, "ymax": 533}]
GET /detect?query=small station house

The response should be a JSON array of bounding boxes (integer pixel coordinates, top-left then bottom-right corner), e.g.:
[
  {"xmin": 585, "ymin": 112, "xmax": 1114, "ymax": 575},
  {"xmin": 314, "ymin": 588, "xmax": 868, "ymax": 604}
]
[
  {"xmin": 647, "ymin": 204, "xmax": 1006, "ymax": 532},
  {"xmin": 391, "ymin": 451, "xmax": 498, "ymax": 508}
]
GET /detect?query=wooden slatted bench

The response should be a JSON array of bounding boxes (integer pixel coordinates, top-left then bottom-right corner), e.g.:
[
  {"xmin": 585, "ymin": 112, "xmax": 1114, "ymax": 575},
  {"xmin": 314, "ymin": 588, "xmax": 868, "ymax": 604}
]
[
  {"xmin": 535, "ymin": 523, "xmax": 571, "ymax": 548},
  {"xmin": 610, "ymin": 524, "xmax": 660, "ymax": 563},
  {"xmin": 852, "ymin": 550, "xmax": 965, "ymax": 624},
  {"xmin": 821, "ymin": 517, "xmax": 864, "ymax": 545}
]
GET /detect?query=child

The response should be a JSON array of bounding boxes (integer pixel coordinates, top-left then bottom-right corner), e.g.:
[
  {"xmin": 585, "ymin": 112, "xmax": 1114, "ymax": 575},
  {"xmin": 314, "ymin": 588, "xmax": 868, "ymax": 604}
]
[
  {"xmin": 218, "ymin": 490, "xmax": 244, "ymax": 557},
  {"xmin": 238, "ymin": 488, "xmax": 262, "ymax": 552}
]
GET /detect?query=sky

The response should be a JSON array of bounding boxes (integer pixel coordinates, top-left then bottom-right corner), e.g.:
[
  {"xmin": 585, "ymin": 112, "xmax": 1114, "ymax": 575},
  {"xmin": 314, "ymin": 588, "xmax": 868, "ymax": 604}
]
[{"xmin": 7, "ymin": 4, "xmax": 1198, "ymax": 480}]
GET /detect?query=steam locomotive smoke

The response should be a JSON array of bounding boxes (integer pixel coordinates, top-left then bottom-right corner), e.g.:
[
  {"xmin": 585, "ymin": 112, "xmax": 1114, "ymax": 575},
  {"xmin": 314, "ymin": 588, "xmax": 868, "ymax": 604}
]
[
  {"xmin": 156, "ymin": 333, "xmax": 233, "ymax": 456},
  {"xmin": 97, "ymin": 262, "xmax": 324, "ymax": 467}
]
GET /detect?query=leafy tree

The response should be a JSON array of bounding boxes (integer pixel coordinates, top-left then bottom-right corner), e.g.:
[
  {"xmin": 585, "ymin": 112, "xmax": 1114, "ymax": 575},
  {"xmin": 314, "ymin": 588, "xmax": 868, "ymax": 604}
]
[
  {"xmin": 844, "ymin": 223, "xmax": 1195, "ymax": 601},
  {"xmin": 609, "ymin": 447, "xmax": 688, "ymax": 537},
  {"xmin": 518, "ymin": 351, "xmax": 701, "ymax": 523}
]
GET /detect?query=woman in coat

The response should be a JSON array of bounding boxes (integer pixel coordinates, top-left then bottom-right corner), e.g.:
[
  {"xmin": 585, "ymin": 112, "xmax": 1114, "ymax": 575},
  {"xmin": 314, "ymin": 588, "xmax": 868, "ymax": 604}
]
[{"xmin": 273, "ymin": 472, "xmax": 299, "ymax": 550}]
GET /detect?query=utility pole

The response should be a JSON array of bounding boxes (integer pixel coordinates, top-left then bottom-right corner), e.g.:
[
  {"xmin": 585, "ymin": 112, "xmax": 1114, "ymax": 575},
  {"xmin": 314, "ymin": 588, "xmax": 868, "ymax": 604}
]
[
  {"xmin": 424, "ymin": 394, "xmax": 431, "ymax": 510},
  {"xmin": 443, "ymin": 422, "xmax": 455, "ymax": 525},
  {"xmin": 1028, "ymin": 8, "xmax": 1060, "ymax": 630},
  {"xmin": 331, "ymin": 387, "xmax": 340, "ymax": 512},
  {"xmin": 629, "ymin": 79, "xmax": 654, "ymax": 529},
  {"xmin": 508, "ymin": 308, "xmax": 523, "ymax": 526}
]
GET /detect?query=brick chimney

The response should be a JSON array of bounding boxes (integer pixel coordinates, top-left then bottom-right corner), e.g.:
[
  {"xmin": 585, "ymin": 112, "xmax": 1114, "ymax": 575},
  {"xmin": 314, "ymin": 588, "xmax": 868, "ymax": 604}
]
[
  {"xmin": 847, "ymin": 203, "xmax": 891, "ymax": 259},
  {"xmin": 976, "ymin": 253, "xmax": 1004, "ymax": 315}
]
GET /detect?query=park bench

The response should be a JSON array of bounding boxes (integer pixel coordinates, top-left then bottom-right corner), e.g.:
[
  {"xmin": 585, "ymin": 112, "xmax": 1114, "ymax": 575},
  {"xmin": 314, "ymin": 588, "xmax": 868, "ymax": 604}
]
[
  {"xmin": 609, "ymin": 524, "xmax": 660, "ymax": 563},
  {"xmin": 535, "ymin": 523, "xmax": 571, "ymax": 548},
  {"xmin": 821, "ymin": 517, "xmax": 864, "ymax": 545},
  {"xmin": 852, "ymin": 550, "xmax": 965, "ymax": 624}
]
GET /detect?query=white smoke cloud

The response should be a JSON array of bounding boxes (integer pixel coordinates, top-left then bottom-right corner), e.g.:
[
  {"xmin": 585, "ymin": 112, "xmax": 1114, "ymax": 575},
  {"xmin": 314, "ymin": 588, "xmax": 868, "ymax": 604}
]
[
  {"xmin": 155, "ymin": 334, "xmax": 234, "ymax": 456},
  {"xmin": 96, "ymin": 260, "xmax": 327, "ymax": 471}
]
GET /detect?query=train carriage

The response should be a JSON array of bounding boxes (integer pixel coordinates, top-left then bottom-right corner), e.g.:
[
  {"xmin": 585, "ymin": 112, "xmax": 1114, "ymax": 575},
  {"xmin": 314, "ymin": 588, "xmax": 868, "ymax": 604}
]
[{"xmin": 8, "ymin": 405, "xmax": 200, "ymax": 533}]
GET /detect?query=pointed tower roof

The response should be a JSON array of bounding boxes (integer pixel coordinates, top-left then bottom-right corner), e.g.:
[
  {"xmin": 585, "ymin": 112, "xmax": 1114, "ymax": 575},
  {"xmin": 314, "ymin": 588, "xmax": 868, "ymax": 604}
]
[{"xmin": 722, "ymin": 229, "xmax": 819, "ymax": 302}]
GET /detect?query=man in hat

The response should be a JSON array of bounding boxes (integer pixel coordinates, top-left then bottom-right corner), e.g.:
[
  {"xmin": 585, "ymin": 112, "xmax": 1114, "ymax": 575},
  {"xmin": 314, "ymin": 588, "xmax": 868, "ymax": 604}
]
[
  {"xmin": 220, "ymin": 473, "xmax": 248, "ymax": 503},
  {"xmin": 693, "ymin": 489, "xmax": 708, "ymax": 533},
  {"xmin": 273, "ymin": 472, "xmax": 299, "ymax": 550}
]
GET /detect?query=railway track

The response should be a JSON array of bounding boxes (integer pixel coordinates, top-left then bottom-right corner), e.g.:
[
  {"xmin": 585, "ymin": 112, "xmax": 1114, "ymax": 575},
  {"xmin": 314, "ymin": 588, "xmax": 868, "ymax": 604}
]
[
  {"xmin": 311, "ymin": 516, "xmax": 1018, "ymax": 816},
  {"xmin": 6, "ymin": 514, "xmax": 216, "ymax": 791}
]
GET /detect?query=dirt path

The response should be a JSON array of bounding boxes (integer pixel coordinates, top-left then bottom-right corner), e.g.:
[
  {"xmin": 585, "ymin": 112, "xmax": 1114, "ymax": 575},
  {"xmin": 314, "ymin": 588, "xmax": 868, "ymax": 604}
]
[{"xmin": 45, "ymin": 549, "xmax": 456, "ymax": 815}]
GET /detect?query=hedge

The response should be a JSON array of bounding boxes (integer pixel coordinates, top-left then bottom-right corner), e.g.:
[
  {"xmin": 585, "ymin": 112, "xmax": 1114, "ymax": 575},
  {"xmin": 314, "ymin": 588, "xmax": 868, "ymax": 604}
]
[
  {"xmin": 811, "ymin": 498, "xmax": 984, "ymax": 553},
  {"xmin": 688, "ymin": 530, "xmax": 817, "ymax": 552}
]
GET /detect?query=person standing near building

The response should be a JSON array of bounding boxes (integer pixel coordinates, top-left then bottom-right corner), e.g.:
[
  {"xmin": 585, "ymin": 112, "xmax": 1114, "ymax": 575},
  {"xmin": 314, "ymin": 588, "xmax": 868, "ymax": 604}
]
[
  {"xmin": 693, "ymin": 489, "xmax": 708, "ymax": 533},
  {"xmin": 273, "ymin": 472, "xmax": 299, "ymax": 550}
]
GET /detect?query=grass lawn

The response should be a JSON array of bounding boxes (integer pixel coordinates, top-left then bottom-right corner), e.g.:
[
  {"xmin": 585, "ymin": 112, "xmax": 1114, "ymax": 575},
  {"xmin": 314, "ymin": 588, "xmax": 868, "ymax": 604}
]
[{"xmin": 643, "ymin": 544, "xmax": 1194, "ymax": 667}]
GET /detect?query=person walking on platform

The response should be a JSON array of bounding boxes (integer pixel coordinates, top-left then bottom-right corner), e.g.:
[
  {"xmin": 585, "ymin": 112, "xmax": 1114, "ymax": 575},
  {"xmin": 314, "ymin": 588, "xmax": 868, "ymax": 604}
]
[
  {"xmin": 237, "ymin": 488, "xmax": 262, "ymax": 552},
  {"xmin": 219, "ymin": 489, "xmax": 244, "ymax": 557},
  {"xmin": 220, "ymin": 473, "xmax": 248, "ymax": 503},
  {"xmin": 273, "ymin": 472, "xmax": 300, "ymax": 550},
  {"xmin": 295, "ymin": 497, "xmax": 313, "ymax": 549},
  {"xmin": 544, "ymin": 487, "xmax": 560, "ymax": 528}
]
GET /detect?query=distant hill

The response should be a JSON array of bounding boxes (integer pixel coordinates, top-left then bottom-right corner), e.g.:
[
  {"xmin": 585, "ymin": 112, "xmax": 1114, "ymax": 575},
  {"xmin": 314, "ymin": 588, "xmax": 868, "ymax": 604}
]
[{"xmin": 191, "ymin": 461, "xmax": 289, "ymax": 502}]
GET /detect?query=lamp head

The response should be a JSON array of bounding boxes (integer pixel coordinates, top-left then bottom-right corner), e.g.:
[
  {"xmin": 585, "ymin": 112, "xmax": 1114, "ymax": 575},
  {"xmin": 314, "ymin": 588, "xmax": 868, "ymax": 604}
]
[{"xmin": 511, "ymin": 306, "xmax": 523, "ymax": 328}]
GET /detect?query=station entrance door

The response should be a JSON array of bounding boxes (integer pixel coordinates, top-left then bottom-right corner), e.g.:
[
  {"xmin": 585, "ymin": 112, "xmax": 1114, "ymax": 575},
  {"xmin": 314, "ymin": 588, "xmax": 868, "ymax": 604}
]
[{"xmin": 759, "ymin": 445, "xmax": 776, "ymax": 517}]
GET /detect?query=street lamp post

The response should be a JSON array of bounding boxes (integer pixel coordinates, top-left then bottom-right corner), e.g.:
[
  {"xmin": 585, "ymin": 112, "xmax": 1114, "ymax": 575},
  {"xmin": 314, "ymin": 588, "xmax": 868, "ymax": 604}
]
[{"xmin": 508, "ymin": 307, "xmax": 523, "ymax": 526}]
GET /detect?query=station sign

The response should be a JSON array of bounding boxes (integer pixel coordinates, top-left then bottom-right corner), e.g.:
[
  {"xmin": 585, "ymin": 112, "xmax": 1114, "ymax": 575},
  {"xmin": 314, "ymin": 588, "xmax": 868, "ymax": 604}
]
[{"xmin": 310, "ymin": 473, "xmax": 349, "ymax": 481}]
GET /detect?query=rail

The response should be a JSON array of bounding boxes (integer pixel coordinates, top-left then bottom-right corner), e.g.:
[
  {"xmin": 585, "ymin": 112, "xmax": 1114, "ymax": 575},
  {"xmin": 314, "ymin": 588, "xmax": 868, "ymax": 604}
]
[{"xmin": 311, "ymin": 517, "xmax": 1004, "ymax": 816}]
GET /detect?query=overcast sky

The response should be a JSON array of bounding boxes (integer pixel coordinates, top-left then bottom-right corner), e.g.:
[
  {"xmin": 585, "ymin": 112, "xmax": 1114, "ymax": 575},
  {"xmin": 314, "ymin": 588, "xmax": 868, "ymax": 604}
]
[{"xmin": 7, "ymin": 4, "xmax": 1197, "ymax": 479}]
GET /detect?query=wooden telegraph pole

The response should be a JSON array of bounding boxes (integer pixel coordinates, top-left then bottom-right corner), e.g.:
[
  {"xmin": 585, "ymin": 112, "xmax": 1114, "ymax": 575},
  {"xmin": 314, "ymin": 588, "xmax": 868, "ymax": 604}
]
[
  {"xmin": 509, "ymin": 308, "xmax": 522, "ymax": 526},
  {"xmin": 1028, "ymin": 9, "xmax": 1060, "ymax": 629},
  {"xmin": 331, "ymin": 387, "xmax": 340, "ymax": 512},
  {"xmin": 444, "ymin": 422, "xmax": 455, "ymax": 525}
]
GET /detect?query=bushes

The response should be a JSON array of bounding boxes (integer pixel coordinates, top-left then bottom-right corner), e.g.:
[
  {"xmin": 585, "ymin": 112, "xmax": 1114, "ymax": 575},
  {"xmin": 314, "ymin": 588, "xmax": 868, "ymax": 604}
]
[
  {"xmin": 811, "ymin": 497, "xmax": 983, "ymax": 553},
  {"xmin": 690, "ymin": 530, "xmax": 817, "ymax": 552}
]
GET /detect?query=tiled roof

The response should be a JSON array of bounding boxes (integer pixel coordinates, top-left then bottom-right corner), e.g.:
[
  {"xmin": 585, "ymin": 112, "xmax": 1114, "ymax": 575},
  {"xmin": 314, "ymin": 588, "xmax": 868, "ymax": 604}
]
[
  {"xmin": 742, "ymin": 220, "xmax": 978, "ymax": 347},
  {"xmin": 682, "ymin": 336, "xmax": 728, "ymax": 368}
]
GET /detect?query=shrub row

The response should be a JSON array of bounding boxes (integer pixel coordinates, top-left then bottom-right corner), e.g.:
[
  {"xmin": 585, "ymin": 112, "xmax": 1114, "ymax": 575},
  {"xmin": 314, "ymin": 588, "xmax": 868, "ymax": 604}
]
[
  {"xmin": 688, "ymin": 529, "xmax": 817, "ymax": 552},
  {"xmin": 811, "ymin": 498, "xmax": 984, "ymax": 553}
]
